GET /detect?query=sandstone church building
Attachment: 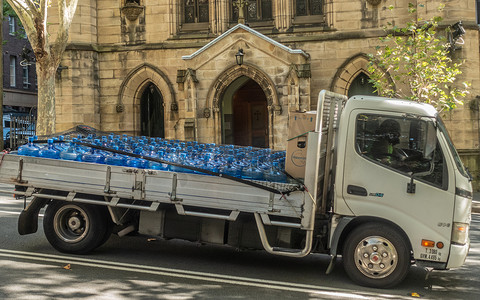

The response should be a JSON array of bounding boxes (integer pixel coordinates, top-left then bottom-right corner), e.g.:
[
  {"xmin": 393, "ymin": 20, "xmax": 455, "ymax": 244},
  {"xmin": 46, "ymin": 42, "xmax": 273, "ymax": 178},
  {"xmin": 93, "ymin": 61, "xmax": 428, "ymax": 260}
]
[{"xmin": 54, "ymin": 0, "xmax": 480, "ymax": 188}]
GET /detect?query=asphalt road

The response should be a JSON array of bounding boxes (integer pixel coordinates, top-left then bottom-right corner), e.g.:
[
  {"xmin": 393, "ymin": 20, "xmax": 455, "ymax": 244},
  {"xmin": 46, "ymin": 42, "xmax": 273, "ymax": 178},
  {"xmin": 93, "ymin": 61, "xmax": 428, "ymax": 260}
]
[{"xmin": 0, "ymin": 186, "xmax": 479, "ymax": 299}]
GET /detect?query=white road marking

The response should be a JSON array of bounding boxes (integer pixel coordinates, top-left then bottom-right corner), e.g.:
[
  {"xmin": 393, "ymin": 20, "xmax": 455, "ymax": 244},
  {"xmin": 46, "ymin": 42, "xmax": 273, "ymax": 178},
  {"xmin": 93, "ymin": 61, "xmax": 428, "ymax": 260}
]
[
  {"xmin": 0, "ymin": 248, "xmax": 393, "ymax": 299},
  {"xmin": 0, "ymin": 198, "xmax": 25, "ymax": 204},
  {"xmin": 0, "ymin": 210, "xmax": 21, "ymax": 215},
  {"xmin": 0, "ymin": 210, "xmax": 43, "ymax": 217}
]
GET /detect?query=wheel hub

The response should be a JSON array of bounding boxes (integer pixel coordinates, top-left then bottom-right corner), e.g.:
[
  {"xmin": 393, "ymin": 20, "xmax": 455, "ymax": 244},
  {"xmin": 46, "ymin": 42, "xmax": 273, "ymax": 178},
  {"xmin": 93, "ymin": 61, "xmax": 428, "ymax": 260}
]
[
  {"xmin": 355, "ymin": 236, "xmax": 398, "ymax": 279},
  {"xmin": 68, "ymin": 216, "xmax": 82, "ymax": 231},
  {"xmin": 370, "ymin": 252, "xmax": 380, "ymax": 263},
  {"xmin": 53, "ymin": 205, "xmax": 90, "ymax": 243}
]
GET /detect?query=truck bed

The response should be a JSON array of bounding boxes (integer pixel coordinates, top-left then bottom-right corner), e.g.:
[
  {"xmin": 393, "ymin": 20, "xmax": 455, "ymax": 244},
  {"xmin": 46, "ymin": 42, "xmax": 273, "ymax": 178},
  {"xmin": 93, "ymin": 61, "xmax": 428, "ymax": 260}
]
[{"xmin": 0, "ymin": 154, "xmax": 307, "ymax": 226}]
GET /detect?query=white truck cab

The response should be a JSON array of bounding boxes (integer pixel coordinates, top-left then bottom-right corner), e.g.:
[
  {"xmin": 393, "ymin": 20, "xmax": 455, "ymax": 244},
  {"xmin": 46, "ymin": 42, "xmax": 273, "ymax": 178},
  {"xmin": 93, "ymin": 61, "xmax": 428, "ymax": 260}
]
[{"xmin": 330, "ymin": 94, "xmax": 471, "ymax": 286}]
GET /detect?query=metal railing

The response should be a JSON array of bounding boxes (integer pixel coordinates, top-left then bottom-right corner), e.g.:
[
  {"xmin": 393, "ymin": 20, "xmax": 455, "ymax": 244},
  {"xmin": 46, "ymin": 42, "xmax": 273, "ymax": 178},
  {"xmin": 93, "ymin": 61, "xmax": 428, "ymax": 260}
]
[{"xmin": 6, "ymin": 115, "xmax": 37, "ymax": 150}]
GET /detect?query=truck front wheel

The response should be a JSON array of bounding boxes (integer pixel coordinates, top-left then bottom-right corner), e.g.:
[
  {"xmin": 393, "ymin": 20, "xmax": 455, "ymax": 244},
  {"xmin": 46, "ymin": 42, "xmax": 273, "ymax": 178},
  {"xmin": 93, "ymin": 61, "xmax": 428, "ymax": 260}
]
[
  {"xmin": 342, "ymin": 223, "xmax": 410, "ymax": 288},
  {"xmin": 43, "ymin": 201, "xmax": 108, "ymax": 254}
]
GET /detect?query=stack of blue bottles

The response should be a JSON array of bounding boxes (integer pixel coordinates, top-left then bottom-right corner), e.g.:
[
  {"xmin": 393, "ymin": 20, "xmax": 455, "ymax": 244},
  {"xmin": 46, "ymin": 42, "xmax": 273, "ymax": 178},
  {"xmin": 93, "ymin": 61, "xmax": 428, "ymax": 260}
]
[{"xmin": 14, "ymin": 131, "xmax": 290, "ymax": 183}]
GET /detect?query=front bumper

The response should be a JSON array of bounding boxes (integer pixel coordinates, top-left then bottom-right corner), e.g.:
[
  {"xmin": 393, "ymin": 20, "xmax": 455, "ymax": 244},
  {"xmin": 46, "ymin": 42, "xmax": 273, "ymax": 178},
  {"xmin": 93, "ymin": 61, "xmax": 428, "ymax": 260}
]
[{"xmin": 447, "ymin": 241, "xmax": 470, "ymax": 269}]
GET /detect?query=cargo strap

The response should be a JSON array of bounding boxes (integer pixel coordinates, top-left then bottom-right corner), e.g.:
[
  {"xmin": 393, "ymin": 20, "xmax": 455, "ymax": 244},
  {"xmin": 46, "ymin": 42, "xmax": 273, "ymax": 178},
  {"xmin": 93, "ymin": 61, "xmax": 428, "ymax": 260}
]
[{"xmin": 0, "ymin": 150, "xmax": 9, "ymax": 167}]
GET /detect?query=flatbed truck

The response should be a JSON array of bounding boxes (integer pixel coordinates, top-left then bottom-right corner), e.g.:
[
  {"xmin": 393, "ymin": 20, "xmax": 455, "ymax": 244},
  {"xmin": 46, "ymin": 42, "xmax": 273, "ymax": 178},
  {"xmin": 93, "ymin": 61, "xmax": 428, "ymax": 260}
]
[{"xmin": 0, "ymin": 90, "xmax": 471, "ymax": 288}]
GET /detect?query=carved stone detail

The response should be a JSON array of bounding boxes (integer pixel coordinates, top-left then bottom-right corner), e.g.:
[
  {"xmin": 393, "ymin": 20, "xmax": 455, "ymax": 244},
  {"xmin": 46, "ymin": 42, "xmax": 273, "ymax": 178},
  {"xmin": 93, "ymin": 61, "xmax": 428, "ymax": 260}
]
[{"xmin": 122, "ymin": 3, "xmax": 144, "ymax": 21}]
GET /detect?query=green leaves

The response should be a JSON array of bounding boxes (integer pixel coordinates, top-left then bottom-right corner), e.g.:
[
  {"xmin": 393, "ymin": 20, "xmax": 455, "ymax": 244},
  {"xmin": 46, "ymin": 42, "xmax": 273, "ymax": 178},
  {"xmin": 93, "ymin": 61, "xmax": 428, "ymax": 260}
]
[{"xmin": 368, "ymin": 4, "xmax": 469, "ymax": 112}]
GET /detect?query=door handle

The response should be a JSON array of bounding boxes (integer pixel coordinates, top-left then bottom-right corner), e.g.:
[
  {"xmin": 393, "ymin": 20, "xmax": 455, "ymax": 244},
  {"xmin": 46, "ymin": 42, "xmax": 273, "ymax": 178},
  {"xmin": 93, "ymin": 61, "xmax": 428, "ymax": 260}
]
[{"xmin": 347, "ymin": 185, "xmax": 368, "ymax": 196}]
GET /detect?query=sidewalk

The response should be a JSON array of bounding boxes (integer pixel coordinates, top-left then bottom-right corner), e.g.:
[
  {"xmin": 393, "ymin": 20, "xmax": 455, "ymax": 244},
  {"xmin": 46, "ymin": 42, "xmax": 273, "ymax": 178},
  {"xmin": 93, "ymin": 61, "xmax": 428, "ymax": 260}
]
[{"xmin": 473, "ymin": 193, "xmax": 480, "ymax": 214}]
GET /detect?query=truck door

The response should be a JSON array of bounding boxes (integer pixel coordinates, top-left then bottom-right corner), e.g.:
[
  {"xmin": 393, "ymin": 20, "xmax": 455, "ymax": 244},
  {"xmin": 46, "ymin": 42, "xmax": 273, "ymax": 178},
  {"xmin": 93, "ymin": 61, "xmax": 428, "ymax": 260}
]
[{"xmin": 341, "ymin": 111, "xmax": 455, "ymax": 264}]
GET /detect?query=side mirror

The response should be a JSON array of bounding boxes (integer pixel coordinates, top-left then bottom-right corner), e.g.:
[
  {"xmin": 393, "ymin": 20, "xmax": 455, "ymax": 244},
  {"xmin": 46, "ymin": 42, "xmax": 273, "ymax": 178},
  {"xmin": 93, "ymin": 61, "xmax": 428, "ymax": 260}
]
[
  {"xmin": 407, "ymin": 161, "xmax": 435, "ymax": 194},
  {"xmin": 423, "ymin": 121, "xmax": 437, "ymax": 160}
]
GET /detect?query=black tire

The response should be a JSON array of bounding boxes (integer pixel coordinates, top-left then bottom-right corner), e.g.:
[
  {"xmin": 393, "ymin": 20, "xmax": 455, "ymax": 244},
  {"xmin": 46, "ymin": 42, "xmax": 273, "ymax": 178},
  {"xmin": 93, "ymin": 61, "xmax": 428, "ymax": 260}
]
[
  {"xmin": 97, "ymin": 210, "xmax": 114, "ymax": 248},
  {"xmin": 342, "ymin": 223, "xmax": 410, "ymax": 288},
  {"xmin": 43, "ymin": 201, "xmax": 108, "ymax": 254}
]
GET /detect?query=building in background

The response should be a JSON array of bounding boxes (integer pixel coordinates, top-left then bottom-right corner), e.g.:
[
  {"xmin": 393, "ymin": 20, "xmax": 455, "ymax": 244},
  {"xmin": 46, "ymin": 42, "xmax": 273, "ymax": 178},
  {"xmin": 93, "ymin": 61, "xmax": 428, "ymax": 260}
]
[
  {"xmin": 2, "ymin": 14, "xmax": 37, "ymax": 115},
  {"xmin": 51, "ymin": 0, "xmax": 480, "ymax": 188}
]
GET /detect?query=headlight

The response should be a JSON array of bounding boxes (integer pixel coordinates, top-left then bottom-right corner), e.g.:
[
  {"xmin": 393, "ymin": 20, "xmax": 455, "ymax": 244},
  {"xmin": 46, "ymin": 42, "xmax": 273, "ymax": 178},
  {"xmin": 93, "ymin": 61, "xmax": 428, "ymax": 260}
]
[{"xmin": 451, "ymin": 222, "xmax": 469, "ymax": 245}]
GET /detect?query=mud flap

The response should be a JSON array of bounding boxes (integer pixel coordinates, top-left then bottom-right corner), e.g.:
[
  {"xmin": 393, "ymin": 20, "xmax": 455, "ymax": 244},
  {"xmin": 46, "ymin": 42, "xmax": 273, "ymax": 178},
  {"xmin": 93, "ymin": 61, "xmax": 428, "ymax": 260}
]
[{"xmin": 18, "ymin": 198, "xmax": 49, "ymax": 235}]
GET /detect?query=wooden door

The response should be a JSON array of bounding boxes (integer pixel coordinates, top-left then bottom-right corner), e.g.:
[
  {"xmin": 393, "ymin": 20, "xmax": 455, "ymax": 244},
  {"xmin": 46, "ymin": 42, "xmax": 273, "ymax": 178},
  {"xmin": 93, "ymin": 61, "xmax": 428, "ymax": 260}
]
[{"xmin": 232, "ymin": 80, "xmax": 268, "ymax": 148}]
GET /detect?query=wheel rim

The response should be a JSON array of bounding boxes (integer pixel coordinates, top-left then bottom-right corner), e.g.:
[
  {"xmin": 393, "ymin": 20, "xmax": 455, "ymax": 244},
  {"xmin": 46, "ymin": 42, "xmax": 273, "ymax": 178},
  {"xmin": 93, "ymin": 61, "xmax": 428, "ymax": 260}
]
[
  {"xmin": 353, "ymin": 235, "xmax": 398, "ymax": 279},
  {"xmin": 53, "ymin": 205, "xmax": 90, "ymax": 243}
]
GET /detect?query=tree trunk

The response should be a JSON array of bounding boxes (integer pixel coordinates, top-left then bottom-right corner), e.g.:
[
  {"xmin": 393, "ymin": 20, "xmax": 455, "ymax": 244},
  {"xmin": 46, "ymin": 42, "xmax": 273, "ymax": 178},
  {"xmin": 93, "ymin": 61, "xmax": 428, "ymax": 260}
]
[{"xmin": 36, "ymin": 61, "xmax": 57, "ymax": 136}]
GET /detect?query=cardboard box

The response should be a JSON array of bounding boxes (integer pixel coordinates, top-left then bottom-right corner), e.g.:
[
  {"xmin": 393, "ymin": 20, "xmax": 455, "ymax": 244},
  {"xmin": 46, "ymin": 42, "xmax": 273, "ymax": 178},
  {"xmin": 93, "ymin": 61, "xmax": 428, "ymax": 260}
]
[{"xmin": 286, "ymin": 111, "xmax": 317, "ymax": 179}]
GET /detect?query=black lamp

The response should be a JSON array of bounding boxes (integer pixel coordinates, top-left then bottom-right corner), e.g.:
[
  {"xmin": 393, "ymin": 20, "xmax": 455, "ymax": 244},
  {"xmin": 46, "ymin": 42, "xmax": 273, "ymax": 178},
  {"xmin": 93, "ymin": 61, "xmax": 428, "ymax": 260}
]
[
  {"xmin": 235, "ymin": 49, "xmax": 244, "ymax": 66},
  {"xmin": 451, "ymin": 21, "xmax": 466, "ymax": 40},
  {"xmin": 448, "ymin": 21, "xmax": 466, "ymax": 52}
]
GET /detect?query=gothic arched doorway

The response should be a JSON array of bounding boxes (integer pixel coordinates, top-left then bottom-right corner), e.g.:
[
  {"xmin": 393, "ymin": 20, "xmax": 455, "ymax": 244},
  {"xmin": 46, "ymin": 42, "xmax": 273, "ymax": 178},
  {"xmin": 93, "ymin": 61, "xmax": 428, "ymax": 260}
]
[
  {"xmin": 140, "ymin": 83, "xmax": 165, "ymax": 137},
  {"xmin": 222, "ymin": 77, "xmax": 269, "ymax": 148},
  {"xmin": 348, "ymin": 72, "xmax": 378, "ymax": 97}
]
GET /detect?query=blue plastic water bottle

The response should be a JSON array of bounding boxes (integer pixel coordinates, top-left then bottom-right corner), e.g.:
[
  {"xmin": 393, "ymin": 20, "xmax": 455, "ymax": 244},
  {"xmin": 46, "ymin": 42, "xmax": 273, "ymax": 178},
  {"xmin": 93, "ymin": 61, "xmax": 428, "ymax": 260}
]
[
  {"xmin": 220, "ymin": 156, "xmax": 241, "ymax": 177},
  {"xmin": 39, "ymin": 139, "xmax": 61, "ymax": 159},
  {"xmin": 126, "ymin": 148, "xmax": 148, "ymax": 168},
  {"xmin": 263, "ymin": 161, "xmax": 287, "ymax": 183},
  {"xmin": 148, "ymin": 150, "xmax": 168, "ymax": 170},
  {"xmin": 81, "ymin": 146, "xmax": 105, "ymax": 164},
  {"xmin": 105, "ymin": 146, "xmax": 127, "ymax": 166},
  {"xmin": 242, "ymin": 159, "xmax": 264, "ymax": 181},
  {"xmin": 18, "ymin": 137, "xmax": 40, "ymax": 157},
  {"xmin": 60, "ymin": 141, "xmax": 82, "ymax": 161}
]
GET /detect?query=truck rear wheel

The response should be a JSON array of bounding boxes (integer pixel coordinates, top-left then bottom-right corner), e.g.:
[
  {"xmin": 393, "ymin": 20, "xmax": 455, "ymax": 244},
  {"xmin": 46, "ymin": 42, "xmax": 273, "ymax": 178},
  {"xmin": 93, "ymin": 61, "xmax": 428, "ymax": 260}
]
[
  {"xmin": 342, "ymin": 223, "xmax": 410, "ymax": 288},
  {"xmin": 43, "ymin": 201, "xmax": 108, "ymax": 254}
]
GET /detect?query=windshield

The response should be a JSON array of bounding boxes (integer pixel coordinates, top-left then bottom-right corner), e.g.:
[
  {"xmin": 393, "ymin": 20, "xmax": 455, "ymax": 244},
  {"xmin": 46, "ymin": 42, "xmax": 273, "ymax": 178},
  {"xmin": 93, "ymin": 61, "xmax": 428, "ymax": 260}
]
[{"xmin": 437, "ymin": 115, "xmax": 469, "ymax": 179}]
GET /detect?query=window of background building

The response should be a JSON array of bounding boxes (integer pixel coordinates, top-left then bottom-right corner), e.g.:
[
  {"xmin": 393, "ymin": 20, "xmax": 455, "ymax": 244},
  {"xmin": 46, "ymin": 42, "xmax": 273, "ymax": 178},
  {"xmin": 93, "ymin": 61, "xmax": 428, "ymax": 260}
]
[
  {"xmin": 8, "ymin": 16, "xmax": 15, "ymax": 35},
  {"xmin": 23, "ymin": 66, "xmax": 30, "ymax": 89},
  {"xmin": 294, "ymin": 0, "xmax": 324, "ymax": 24},
  {"xmin": 477, "ymin": 0, "xmax": 480, "ymax": 24},
  {"xmin": 182, "ymin": 0, "xmax": 209, "ymax": 30},
  {"xmin": 10, "ymin": 56, "xmax": 17, "ymax": 87},
  {"xmin": 231, "ymin": 0, "xmax": 272, "ymax": 24}
]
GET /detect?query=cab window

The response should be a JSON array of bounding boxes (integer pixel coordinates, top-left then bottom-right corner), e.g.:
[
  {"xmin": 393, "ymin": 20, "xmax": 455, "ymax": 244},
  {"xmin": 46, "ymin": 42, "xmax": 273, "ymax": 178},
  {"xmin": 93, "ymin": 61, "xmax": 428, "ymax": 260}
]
[{"xmin": 355, "ymin": 114, "xmax": 447, "ymax": 189}]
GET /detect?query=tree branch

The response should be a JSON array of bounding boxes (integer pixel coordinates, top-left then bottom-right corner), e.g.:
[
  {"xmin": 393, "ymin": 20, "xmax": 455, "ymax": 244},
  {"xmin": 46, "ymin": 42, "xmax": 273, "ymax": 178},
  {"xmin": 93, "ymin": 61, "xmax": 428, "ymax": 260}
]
[
  {"xmin": 52, "ymin": 0, "xmax": 79, "ymax": 63},
  {"xmin": 7, "ymin": 1, "xmax": 36, "ymax": 28}
]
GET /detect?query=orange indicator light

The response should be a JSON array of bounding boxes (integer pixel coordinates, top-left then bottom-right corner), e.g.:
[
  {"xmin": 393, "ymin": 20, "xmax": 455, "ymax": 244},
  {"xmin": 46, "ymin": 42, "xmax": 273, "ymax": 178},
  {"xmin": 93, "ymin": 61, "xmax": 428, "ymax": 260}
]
[
  {"xmin": 422, "ymin": 239, "xmax": 435, "ymax": 247},
  {"xmin": 436, "ymin": 242, "xmax": 444, "ymax": 249}
]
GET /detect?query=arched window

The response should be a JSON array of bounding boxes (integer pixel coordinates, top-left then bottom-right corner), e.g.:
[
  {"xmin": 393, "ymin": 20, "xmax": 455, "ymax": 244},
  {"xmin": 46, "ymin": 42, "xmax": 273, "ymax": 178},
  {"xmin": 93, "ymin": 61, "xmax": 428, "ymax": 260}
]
[{"xmin": 348, "ymin": 73, "xmax": 377, "ymax": 98}]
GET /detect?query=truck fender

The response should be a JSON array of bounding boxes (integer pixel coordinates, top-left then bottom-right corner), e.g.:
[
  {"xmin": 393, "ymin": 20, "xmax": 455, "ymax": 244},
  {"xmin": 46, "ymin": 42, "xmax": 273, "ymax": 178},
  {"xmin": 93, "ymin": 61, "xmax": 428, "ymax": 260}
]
[
  {"xmin": 18, "ymin": 197, "xmax": 49, "ymax": 235},
  {"xmin": 329, "ymin": 216, "xmax": 413, "ymax": 257},
  {"xmin": 329, "ymin": 216, "xmax": 355, "ymax": 256}
]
